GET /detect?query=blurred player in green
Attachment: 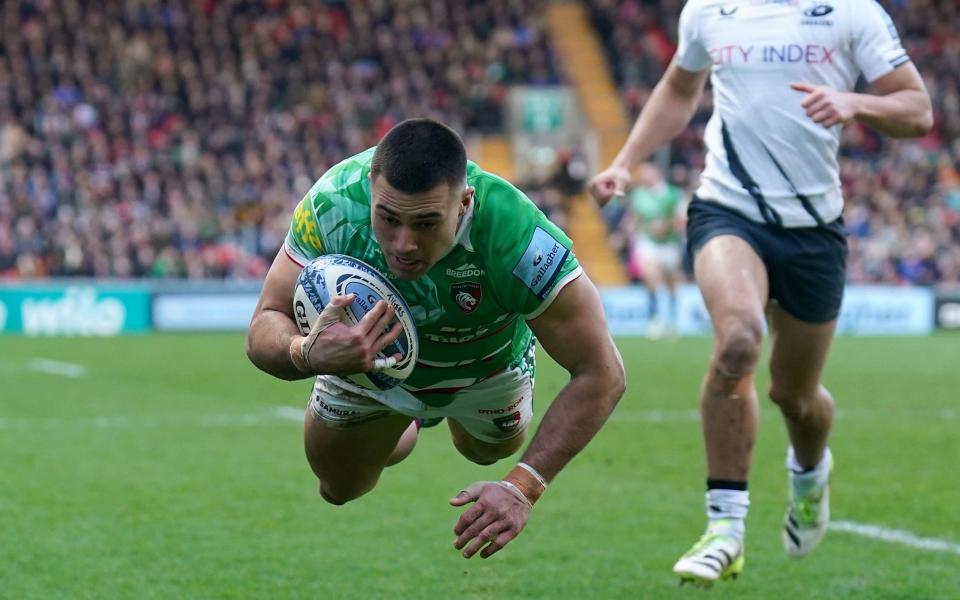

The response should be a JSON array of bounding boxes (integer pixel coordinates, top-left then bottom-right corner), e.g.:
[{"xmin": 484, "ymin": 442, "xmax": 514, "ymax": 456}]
[
  {"xmin": 626, "ymin": 163, "xmax": 686, "ymax": 338},
  {"xmin": 247, "ymin": 119, "xmax": 625, "ymax": 559}
]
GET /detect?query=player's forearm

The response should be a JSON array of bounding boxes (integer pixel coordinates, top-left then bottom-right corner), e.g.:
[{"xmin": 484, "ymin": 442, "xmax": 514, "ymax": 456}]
[
  {"xmin": 613, "ymin": 76, "xmax": 703, "ymax": 170},
  {"xmin": 516, "ymin": 367, "xmax": 625, "ymax": 483},
  {"xmin": 246, "ymin": 309, "xmax": 308, "ymax": 381},
  {"xmin": 852, "ymin": 89, "xmax": 933, "ymax": 138}
]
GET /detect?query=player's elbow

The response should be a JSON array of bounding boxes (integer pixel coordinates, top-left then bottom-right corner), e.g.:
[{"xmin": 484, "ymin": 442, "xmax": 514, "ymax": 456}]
[
  {"xmin": 244, "ymin": 333, "xmax": 257, "ymax": 365},
  {"xmin": 244, "ymin": 333, "xmax": 268, "ymax": 373},
  {"xmin": 598, "ymin": 350, "xmax": 627, "ymax": 406},
  {"xmin": 611, "ymin": 353, "xmax": 627, "ymax": 402},
  {"xmin": 914, "ymin": 107, "xmax": 934, "ymax": 137},
  {"xmin": 893, "ymin": 97, "xmax": 934, "ymax": 138},
  {"xmin": 571, "ymin": 352, "xmax": 624, "ymax": 410},
  {"xmin": 891, "ymin": 110, "xmax": 933, "ymax": 139},
  {"xmin": 244, "ymin": 339, "xmax": 276, "ymax": 379},
  {"xmin": 245, "ymin": 332, "xmax": 302, "ymax": 381}
]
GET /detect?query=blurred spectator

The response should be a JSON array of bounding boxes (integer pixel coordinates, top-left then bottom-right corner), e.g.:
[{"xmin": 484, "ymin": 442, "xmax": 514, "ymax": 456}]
[
  {"xmin": 587, "ymin": 0, "xmax": 960, "ymax": 285},
  {"xmin": 0, "ymin": 0, "xmax": 562, "ymax": 279}
]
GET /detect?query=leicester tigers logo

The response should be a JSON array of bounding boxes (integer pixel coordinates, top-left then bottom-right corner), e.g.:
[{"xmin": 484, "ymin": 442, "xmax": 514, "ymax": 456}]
[{"xmin": 451, "ymin": 282, "xmax": 482, "ymax": 313}]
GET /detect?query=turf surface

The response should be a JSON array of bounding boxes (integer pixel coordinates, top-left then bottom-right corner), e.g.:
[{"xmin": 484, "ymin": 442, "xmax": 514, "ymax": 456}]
[{"xmin": 1, "ymin": 333, "xmax": 958, "ymax": 598}]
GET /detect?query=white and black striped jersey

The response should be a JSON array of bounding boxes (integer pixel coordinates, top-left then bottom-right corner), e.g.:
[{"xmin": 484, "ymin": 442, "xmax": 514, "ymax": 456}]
[{"xmin": 676, "ymin": 0, "xmax": 909, "ymax": 227}]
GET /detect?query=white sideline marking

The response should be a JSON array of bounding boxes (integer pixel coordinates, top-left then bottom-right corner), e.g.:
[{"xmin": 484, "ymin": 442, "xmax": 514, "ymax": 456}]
[
  {"xmin": 0, "ymin": 407, "xmax": 306, "ymax": 430},
  {"xmin": 27, "ymin": 358, "xmax": 88, "ymax": 378},
  {"xmin": 612, "ymin": 409, "xmax": 701, "ymax": 423},
  {"xmin": 1, "ymin": 406, "xmax": 954, "ymax": 431},
  {"xmin": 609, "ymin": 407, "xmax": 956, "ymax": 423},
  {"xmin": 831, "ymin": 520, "xmax": 960, "ymax": 555},
  {"xmin": 274, "ymin": 406, "xmax": 306, "ymax": 421}
]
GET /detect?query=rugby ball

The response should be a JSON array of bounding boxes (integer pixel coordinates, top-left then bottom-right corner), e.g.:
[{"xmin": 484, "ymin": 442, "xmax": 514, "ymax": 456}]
[{"xmin": 293, "ymin": 254, "xmax": 418, "ymax": 390}]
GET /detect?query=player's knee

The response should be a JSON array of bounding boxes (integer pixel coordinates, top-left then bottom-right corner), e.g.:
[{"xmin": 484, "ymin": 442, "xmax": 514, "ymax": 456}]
[
  {"xmin": 714, "ymin": 321, "xmax": 763, "ymax": 378},
  {"xmin": 318, "ymin": 481, "xmax": 371, "ymax": 506},
  {"xmin": 319, "ymin": 487, "xmax": 350, "ymax": 506},
  {"xmin": 769, "ymin": 385, "xmax": 833, "ymax": 422},
  {"xmin": 454, "ymin": 434, "xmax": 523, "ymax": 465},
  {"xmin": 769, "ymin": 388, "xmax": 814, "ymax": 422},
  {"xmin": 457, "ymin": 444, "xmax": 513, "ymax": 465}
]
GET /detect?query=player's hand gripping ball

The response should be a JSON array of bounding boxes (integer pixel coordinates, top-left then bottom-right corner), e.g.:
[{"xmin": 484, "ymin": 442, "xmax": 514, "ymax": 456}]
[{"xmin": 293, "ymin": 254, "xmax": 418, "ymax": 390}]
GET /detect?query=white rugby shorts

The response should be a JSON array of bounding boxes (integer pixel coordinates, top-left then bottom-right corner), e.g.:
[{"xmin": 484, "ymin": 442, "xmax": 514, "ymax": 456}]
[
  {"xmin": 633, "ymin": 235, "xmax": 683, "ymax": 273},
  {"xmin": 308, "ymin": 364, "xmax": 534, "ymax": 444}
]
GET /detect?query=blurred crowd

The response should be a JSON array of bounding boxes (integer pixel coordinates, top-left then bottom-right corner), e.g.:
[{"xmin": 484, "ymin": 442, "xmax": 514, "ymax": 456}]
[
  {"xmin": 2, "ymin": 0, "xmax": 958, "ymax": 286},
  {"xmin": 588, "ymin": 0, "xmax": 960, "ymax": 285},
  {"xmin": 0, "ymin": 0, "xmax": 559, "ymax": 278}
]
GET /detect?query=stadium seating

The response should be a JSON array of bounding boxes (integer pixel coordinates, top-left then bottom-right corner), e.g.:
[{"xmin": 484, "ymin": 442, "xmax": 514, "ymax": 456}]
[
  {"xmin": 1, "ymin": 0, "xmax": 956, "ymax": 284},
  {"xmin": 0, "ymin": 0, "xmax": 563, "ymax": 279},
  {"xmin": 585, "ymin": 0, "xmax": 960, "ymax": 284}
]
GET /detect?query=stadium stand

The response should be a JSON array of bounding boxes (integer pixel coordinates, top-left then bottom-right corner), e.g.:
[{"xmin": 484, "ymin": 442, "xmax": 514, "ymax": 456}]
[
  {"xmin": 2, "ymin": 0, "xmax": 957, "ymax": 285},
  {"xmin": 586, "ymin": 0, "xmax": 960, "ymax": 285},
  {"xmin": 0, "ymin": 0, "xmax": 562, "ymax": 279}
]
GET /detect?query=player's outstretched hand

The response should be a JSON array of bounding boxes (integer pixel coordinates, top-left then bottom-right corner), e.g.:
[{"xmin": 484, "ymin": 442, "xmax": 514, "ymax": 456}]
[
  {"xmin": 791, "ymin": 82, "xmax": 857, "ymax": 128},
  {"xmin": 587, "ymin": 164, "xmax": 631, "ymax": 207},
  {"xmin": 296, "ymin": 294, "xmax": 402, "ymax": 375},
  {"xmin": 450, "ymin": 481, "xmax": 532, "ymax": 559}
]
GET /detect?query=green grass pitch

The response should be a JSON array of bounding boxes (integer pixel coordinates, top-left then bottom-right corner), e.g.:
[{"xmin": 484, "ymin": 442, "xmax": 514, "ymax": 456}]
[{"xmin": 1, "ymin": 333, "xmax": 958, "ymax": 599}]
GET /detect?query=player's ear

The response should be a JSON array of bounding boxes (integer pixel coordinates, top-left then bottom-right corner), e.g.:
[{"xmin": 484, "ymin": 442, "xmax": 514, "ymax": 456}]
[{"xmin": 461, "ymin": 186, "xmax": 475, "ymax": 210}]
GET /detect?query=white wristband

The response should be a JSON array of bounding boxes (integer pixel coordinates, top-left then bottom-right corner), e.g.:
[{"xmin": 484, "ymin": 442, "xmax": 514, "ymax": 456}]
[
  {"xmin": 517, "ymin": 461, "xmax": 548, "ymax": 488},
  {"xmin": 497, "ymin": 480, "xmax": 533, "ymax": 508},
  {"xmin": 373, "ymin": 356, "xmax": 397, "ymax": 371},
  {"xmin": 289, "ymin": 336, "xmax": 310, "ymax": 374}
]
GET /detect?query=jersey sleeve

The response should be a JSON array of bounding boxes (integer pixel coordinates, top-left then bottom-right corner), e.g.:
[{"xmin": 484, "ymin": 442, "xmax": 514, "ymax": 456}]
[
  {"xmin": 675, "ymin": 0, "xmax": 712, "ymax": 72},
  {"xmin": 481, "ymin": 180, "xmax": 582, "ymax": 319},
  {"xmin": 283, "ymin": 193, "xmax": 326, "ymax": 267},
  {"xmin": 850, "ymin": 0, "xmax": 910, "ymax": 83}
]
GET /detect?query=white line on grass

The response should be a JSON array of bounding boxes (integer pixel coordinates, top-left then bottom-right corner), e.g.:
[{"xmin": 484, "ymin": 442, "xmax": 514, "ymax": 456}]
[
  {"xmin": 831, "ymin": 520, "xmax": 960, "ymax": 555},
  {"xmin": 611, "ymin": 409, "xmax": 701, "ymax": 423},
  {"xmin": 609, "ymin": 407, "xmax": 956, "ymax": 423},
  {"xmin": 274, "ymin": 406, "xmax": 306, "ymax": 421},
  {"xmin": 0, "ymin": 411, "xmax": 289, "ymax": 430},
  {"xmin": 1, "ymin": 406, "xmax": 954, "ymax": 431},
  {"xmin": 26, "ymin": 358, "xmax": 88, "ymax": 378}
]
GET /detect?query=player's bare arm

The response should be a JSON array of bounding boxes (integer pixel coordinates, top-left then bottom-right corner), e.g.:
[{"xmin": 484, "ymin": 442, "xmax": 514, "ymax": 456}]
[
  {"xmin": 246, "ymin": 250, "xmax": 308, "ymax": 380},
  {"xmin": 246, "ymin": 249, "xmax": 401, "ymax": 380},
  {"xmin": 519, "ymin": 274, "xmax": 625, "ymax": 481},
  {"xmin": 588, "ymin": 59, "xmax": 710, "ymax": 205},
  {"xmin": 450, "ymin": 275, "xmax": 625, "ymax": 558},
  {"xmin": 790, "ymin": 62, "xmax": 932, "ymax": 136}
]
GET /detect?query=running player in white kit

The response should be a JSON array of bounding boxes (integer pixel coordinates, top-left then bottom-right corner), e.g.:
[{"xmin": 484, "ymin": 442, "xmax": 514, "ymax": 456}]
[{"xmin": 589, "ymin": 0, "xmax": 931, "ymax": 586}]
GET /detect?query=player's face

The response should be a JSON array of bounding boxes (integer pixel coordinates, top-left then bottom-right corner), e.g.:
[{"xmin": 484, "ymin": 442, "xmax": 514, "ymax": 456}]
[{"xmin": 370, "ymin": 174, "xmax": 473, "ymax": 280}]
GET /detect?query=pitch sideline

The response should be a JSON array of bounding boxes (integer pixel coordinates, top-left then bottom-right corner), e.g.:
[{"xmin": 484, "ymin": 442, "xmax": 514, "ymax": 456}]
[
  {"xmin": 26, "ymin": 358, "xmax": 88, "ymax": 378},
  {"xmin": 830, "ymin": 520, "xmax": 960, "ymax": 556}
]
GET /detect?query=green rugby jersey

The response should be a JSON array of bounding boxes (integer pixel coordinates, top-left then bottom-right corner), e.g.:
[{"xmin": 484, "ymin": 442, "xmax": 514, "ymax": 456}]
[
  {"xmin": 285, "ymin": 148, "xmax": 582, "ymax": 405},
  {"xmin": 630, "ymin": 183, "xmax": 682, "ymax": 244}
]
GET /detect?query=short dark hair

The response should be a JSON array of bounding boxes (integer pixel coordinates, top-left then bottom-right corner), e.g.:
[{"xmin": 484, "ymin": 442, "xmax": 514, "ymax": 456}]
[{"xmin": 370, "ymin": 119, "xmax": 467, "ymax": 194}]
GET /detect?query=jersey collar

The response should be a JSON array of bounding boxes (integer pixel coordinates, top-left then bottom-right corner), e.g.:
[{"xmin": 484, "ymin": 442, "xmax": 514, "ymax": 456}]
[{"xmin": 451, "ymin": 194, "xmax": 476, "ymax": 252}]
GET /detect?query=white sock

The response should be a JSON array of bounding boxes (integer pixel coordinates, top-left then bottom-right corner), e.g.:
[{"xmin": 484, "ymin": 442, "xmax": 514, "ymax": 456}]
[
  {"xmin": 705, "ymin": 489, "xmax": 749, "ymax": 540},
  {"xmin": 787, "ymin": 446, "xmax": 832, "ymax": 487}
]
